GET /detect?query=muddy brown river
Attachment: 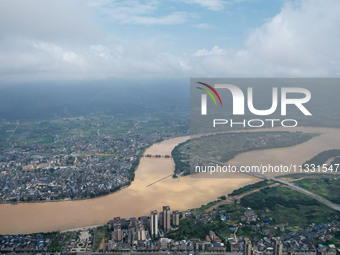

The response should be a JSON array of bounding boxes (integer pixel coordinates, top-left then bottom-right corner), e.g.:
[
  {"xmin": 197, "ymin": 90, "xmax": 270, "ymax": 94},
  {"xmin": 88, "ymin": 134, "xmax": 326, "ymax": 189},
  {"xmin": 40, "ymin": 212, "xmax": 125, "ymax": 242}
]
[{"xmin": 0, "ymin": 127, "xmax": 339, "ymax": 234}]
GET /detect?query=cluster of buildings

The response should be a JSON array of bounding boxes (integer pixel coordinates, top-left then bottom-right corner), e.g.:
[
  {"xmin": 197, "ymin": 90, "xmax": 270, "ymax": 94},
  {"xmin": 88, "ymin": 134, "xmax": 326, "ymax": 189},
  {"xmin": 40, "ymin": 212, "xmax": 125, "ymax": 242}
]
[
  {"xmin": 279, "ymin": 223, "xmax": 340, "ymax": 252},
  {"xmin": 196, "ymin": 208, "xmax": 340, "ymax": 254},
  {"xmin": 0, "ymin": 131, "xmax": 178, "ymax": 203},
  {"xmin": 2, "ymin": 210, "xmax": 340, "ymax": 254},
  {"xmin": 243, "ymin": 235, "xmax": 340, "ymax": 255},
  {"xmin": 244, "ymin": 237, "xmax": 283, "ymax": 255},
  {"xmin": 108, "ymin": 206, "xmax": 180, "ymax": 251},
  {"xmin": 0, "ymin": 233, "xmax": 51, "ymax": 253},
  {"xmin": 106, "ymin": 207, "xmax": 340, "ymax": 254},
  {"xmin": 152, "ymin": 206, "xmax": 180, "ymax": 237},
  {"xmin": 228, "ymin": 214, "xmax": 340, "ymax": 253}
]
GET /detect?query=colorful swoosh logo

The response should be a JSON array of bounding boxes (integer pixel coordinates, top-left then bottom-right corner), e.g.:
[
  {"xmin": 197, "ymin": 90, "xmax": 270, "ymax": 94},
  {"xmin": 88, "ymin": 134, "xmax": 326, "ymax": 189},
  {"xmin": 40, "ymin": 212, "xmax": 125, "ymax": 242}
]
[{"xmin": 197, "ymin": 82, "xmax": 223, "ymax": 106}]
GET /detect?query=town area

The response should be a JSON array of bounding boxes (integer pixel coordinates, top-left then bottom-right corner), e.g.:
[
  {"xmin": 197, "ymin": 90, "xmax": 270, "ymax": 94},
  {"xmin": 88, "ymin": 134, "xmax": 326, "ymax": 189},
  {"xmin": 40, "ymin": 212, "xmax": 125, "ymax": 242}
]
[
  {"xmin": 1, "ymin": 204, "xmax": 340, "ymax": 255},
  {"xmin": 0, "ymin": 129, "xmax": 180, "ymax": 203}
]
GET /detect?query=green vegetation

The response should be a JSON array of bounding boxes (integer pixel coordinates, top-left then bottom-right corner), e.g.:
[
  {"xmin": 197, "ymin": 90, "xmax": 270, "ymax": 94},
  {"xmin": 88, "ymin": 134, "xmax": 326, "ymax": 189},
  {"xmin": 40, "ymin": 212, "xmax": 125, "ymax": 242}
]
[
  {"xmin": 168, "ymin": 203, "xmax": 263, "ymax": 241},
  {"xmin": 172, "ymin": 131, "xmax": 317, "ymax": 176},
  {"xmin": 240, "ymin": 185, "xmax": 340, "ymax": 226},
  {"xmin": 172, "ymin": 140, "xmax": 190, "ymax": 176},
  {"xmin": 195, "ymin": 200, "xmax": 221, "ymax": 214},
  {"xmin": 302, "ymin": 149, "xmax": 340, "ymax": 167},
  {"xmin": 167, "ymin": 213, "xmax": 230, "ymax": 241},
  {"xmin": 94, "ymin": 225, "xmax": 110, "ymax": 252},
  {"xmin": 229, "ymin": 180, "xmax": 273, "ymax": 196},
  {"xmin": 168, "ymin": 178, "xmax": 340, "ymax": 241},
  {"xmin": 46, "ymin": 232, "xmax": 71, "ymax": 252},
  {"xmin": 330, "ymin": 157, "xmax": 340, "ymax": 166},
  {"xmin": 294, "ymin": 177, "xmax": 340, "ymax": 204},
  {"xmin": 216, "ymin": 203, "xmax": 247, "ymax": 222},
  {"xmin": 191, "ymin": 131, "xmax": 316, "ymax": 163},
  {"xmin": 0, "ymin": 113, "xmax": 188, "ymax": 145}
]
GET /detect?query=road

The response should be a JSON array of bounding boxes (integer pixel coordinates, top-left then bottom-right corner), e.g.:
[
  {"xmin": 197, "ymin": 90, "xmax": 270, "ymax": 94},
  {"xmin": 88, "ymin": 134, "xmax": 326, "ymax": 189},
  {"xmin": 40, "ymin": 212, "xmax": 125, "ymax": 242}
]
[
  {"xmin": 192, "ymin": 154, "xmax": 340, "ymax": 212},
  {"xmin": 206, "ymin": 183, "xmax": 279, "ymax": 213},
  {"xmin": 233, "ymin": 226, "xmax": 238, "ymax": 243},
  {"xmin": 272, "ymin": 177, "xmax": 340, "ymax": 211},
  {"xmin": 6, "ymin": 123, "xmax": 20, "ymax": 142}
]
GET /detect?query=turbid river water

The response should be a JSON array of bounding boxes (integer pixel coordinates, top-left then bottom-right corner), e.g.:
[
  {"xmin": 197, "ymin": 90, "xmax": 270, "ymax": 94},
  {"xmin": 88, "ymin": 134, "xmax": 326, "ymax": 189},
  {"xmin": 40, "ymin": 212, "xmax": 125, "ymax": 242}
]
[{"xmin": 0, "ymin": 127, "xmax": 339, "ymax": 234}]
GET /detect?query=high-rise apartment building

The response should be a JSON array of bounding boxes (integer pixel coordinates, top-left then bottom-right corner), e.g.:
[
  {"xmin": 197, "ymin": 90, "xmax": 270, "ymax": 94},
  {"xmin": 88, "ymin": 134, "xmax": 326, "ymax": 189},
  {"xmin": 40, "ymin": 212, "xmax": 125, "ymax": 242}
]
[
  {"xmin": 172, "ymin": 210, "xmax": 180, "ymax": 226},
  {"xmin": 150, "ymin": 210, "xmax": 158, "ymax": 237},
  {"xmin": 273, "ymin": 238, "xmax": 283, "ymax": 255},
  {"xmin": 163, "ymin": 206, "xmax": 171, "ymax": 232},
  {"xmin": 244, "ymin": 238, "xmax": 252, "ymax": 255}
]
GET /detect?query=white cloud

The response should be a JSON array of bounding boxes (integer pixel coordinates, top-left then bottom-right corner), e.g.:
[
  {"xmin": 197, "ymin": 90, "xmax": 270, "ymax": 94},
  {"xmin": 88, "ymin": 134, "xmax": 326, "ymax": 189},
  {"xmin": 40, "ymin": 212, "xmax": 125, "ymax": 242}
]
[
  {"xmin": 193, "ymin": 23, "xmax": 214, "ymax": 29},
  {"xmin": 121, "ymin": 11, "xmax": 188, "ymax": 25},
  {"xmin": 243, "ymin": 0, "xmax": 340, "ymax": 76},
  {"xmin": 193, "ymin": 46, "xmax": 227, "ymax": 56},
  {"xmin": 0, "ymin": 0, "xmax": 102, "ymax": 42},
  {"xmin": 183, "ymin": 0, "xmax": 226, "ymax": 11},
  {"xmin": 90, "ymin": 0, "xmax": 188, "ymax": 25},
  {"xmin": 31, "ymin": 41, "xmax": 86, "ymax": 66},
  {"xmin": 0, "ymin": 0, "xmax": 339, "ymax": 82},
  {"xmin": 187, "ymin": 0, "xmax": 340, "ymax": 77}
]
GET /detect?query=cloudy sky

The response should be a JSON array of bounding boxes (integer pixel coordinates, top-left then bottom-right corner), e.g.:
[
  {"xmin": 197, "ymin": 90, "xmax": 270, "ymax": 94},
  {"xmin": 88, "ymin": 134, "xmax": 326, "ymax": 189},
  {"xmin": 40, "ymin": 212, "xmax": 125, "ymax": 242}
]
[{"xmin": 0, "ymin": 0, "xmax": 339, "ymax": 82}]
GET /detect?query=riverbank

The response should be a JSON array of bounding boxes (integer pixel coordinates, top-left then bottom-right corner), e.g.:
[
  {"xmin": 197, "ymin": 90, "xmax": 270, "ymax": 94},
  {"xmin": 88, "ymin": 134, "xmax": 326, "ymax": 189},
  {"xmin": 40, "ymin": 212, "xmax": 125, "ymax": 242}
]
[
  {"xmin": 0, "ymin": 141, "xmax": 154, "ymax": 205},
  {"xmin": 1, "ymin": 127, "xmax": 339, "ymax": 235},
  {"xmin": 0, "ymin": 136, "xmax": 256, "ymax": 234}
]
